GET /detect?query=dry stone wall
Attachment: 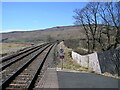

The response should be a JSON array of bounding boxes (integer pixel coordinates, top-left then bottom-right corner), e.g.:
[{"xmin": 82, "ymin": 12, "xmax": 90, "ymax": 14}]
[{"xmin": 97, "ymin": 49, "xmax": 120, "ymax": 75}]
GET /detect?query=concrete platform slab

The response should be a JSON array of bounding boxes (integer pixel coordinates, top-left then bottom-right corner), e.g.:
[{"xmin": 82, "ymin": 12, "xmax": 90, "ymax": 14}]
[
  {"xmin": 57, "ymin": 69, "xmax": 119, "ymax": 88},
  {"xmin": 35, "ymin": 68, "xmax": 59, "ymax": 88},
  {"xmin": 35, "ymin": 68, "xmax": 119, "ymax": 89}
]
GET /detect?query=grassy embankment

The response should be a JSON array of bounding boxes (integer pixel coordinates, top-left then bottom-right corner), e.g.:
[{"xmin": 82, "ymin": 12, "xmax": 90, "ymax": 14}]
[
  {"xmin": 56, "ymin": 42, "xmax": 120, "ymax": 79},
  {"xmin": 56, "ymin": 41, "xmax": 91, "ymax": 72}
]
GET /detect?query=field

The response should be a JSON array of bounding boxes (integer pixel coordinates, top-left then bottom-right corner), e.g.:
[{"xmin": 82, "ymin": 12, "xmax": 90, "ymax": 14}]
[{"xmin": 0, "ymin": 43, "xmax": 30, "ymax": 57}]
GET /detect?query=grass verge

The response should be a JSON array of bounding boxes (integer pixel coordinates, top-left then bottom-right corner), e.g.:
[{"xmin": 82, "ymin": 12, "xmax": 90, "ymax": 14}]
[
  {"xmin": 56, "ymin": 41, "xmax": 91, "ymax": 72},
  {"xmin": 56, "ymin": 41, "xmax": 120, "ymax": 79}
]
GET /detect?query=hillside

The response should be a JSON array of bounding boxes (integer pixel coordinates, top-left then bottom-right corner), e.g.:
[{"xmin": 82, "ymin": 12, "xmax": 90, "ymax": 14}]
[{"xmin": 2, "ymin": 25, "xmax": 86, "ymax": 43}]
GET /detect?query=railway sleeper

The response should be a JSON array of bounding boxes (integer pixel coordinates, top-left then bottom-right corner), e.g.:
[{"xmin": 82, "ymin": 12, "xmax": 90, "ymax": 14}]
[
  {"xmin": 1, "ymin": 43, "xmax": 55, "ymax": 89},
  {"xmin": 12, "ymin": 80, "xmax": 27, "ymax": 83}
]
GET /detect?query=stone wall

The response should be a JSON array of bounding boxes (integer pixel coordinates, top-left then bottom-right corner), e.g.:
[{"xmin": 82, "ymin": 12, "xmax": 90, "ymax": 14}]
[
  {"xmin": 97, "ymin": 49, "xmax": 120, "ymax": 75},
  {"xmin": 72, "ymin": 49, "xmax": 119, "ymax": 75},
  {"xmin": 72, "ymin": 51, "xmax": 101, "ymax": 74}
]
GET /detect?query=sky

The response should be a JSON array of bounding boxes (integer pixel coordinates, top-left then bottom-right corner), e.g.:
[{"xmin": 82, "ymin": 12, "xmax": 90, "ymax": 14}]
[{"xmin": 2, "ymin": 2, "xmax": 88, "ymax": 32}]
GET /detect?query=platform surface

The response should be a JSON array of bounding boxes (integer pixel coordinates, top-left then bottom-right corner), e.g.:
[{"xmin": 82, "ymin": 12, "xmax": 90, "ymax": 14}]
[{"xmin": 36, "ymin": 68, "xmax": 119, "ymax": 88}]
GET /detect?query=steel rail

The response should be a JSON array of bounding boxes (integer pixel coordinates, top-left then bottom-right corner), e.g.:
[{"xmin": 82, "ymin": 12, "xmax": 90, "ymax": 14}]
[
  {"xmin": 27, "ymin": 43, "xmax": 56, "ymax": 89},
  {"xmin": 0, "ymin": 45, "xmax": 46, "ymax": 71},
  {"xmin": 0, "ymin": 43, "xmax": 48, "ymax": 63},
  {"xmin": 1, "ymin": 44, "xmax": 51, "ymax": 90}
]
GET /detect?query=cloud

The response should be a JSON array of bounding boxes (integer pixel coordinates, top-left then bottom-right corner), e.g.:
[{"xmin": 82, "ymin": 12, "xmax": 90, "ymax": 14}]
[{"xmin": 0, "ymin": 29, "xmax": 26, "ymax": 33}]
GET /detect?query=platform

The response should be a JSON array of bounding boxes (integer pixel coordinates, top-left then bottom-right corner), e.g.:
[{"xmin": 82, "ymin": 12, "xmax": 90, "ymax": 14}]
[{"xmin": 36, "ymin": 68, "xmax": 119, "ymax": 88}]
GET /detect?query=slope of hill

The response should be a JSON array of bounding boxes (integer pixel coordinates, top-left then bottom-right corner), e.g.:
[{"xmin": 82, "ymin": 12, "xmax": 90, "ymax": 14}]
[{"xmin": 2, "ymin": 25, "xmax": 86, "ymax": 43}]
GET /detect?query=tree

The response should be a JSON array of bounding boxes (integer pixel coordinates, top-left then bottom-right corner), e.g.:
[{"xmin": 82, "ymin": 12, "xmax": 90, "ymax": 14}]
[
  {"xmin": 74, "ymin": 2, "xmax": 100, "ymax": 52},
  {"xmin": 73, "ymin": 8, "xmax": 90, "ymax": 53},
  {"xmin": 97, "ymin": 2, "xmax": 120, "ymax": 50},
  {"xmin": 73, "ymin": 2, "xmax": 120, "ymax": 52},
  {"xmin": 105, "ymin": 2, "xmax": 120, "ymax": 48}
]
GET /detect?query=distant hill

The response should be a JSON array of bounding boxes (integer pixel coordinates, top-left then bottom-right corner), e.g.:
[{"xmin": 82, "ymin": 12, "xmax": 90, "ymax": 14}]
[{"xmin": 2, "ymin": 25, "xmax": 86, "ymax": 43}]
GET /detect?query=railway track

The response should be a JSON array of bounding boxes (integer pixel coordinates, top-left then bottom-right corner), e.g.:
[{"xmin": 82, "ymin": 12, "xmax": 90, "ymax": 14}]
[
  {"xmin": 0, "ymin": 43, "xmax": 48, "ymax": 71},
  {"xmin": 0, "ymin": 43, "xmax": 49, "ymax": 83},
  {"xmin": 0, "ymin": 43, "xmax": 48, "ymax": 63},
  {"xmin": 0, "ymin": 42, "xmax": 58, "ymax": 89}
]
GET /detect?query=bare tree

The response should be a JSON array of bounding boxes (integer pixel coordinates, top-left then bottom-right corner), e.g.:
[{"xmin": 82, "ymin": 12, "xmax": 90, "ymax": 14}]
[
  {"xmin": 97, "ymin": 2, "xmax": 113, "ymax": 50},
  {"xmin": 97, "ymin": 2, "xmax": 120, "ymax": 50},
  {"xmin": 73, "ymin": 2, "xmax": 100, "ymax": 52},
  {"xmin": 73, "ymin": 2, "xmax": 120, "ymax": 76},
  {"xmin": 73, "ymin": 8, "xmax": 90, "ymax": 53},
  {"xmin": 105, "ymin": 2, "xmax": 120, "ymax": 48},
  {"xmin": 73, "ymin": 2, "xmax": 120, "ymax": 52},
  {"xmin": 85, "ymin": 2, "xmax": 100, "ymax": 52}
]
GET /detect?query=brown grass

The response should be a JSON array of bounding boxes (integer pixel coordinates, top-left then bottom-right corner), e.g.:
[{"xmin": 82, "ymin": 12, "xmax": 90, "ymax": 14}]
[
  {"xmin": 56, "ymin": 42, "xmax": 120, "ymax": 79},
  {"xmin": 0, "ymin": 43, "xmax": 30, "ymax": 56},
  {"xmin": 102, "ymin": 72, "xmax": 120, "ymax": 79},
  {"xmin": 2, "ymin": 25, "xmax": 86, "ymax": 42},
  {"xmin": 56, "ymin": 42, "xmax": 91, "ymax": 72}
]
